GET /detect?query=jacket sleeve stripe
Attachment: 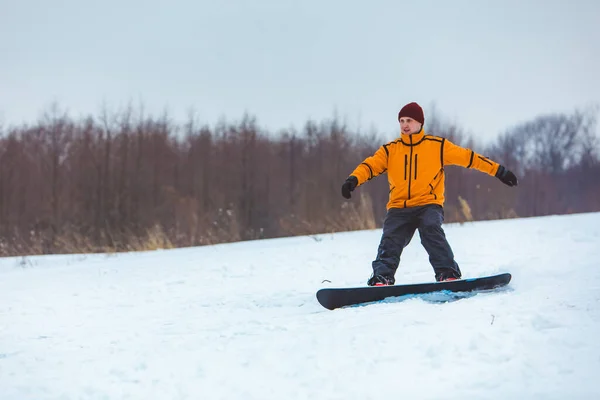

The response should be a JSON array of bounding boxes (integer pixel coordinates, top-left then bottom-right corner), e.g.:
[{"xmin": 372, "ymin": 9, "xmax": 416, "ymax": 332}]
[
  {"xmin": 361, "ymin": 162, "xmax": 374, "ymax": 179},
  {"xmin": 467, "ymin": 151, "xmax": 474, "ymax": 168},
  {"xmin": 478, "ymin": 156, "xmax": 493, "ymax": 166}
]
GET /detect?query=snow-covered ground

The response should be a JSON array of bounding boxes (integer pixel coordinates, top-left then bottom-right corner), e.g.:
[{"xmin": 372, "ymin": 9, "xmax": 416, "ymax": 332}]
[{"xmin": 1, "ymin": 212, "xmax": 599, "ymax": 399}]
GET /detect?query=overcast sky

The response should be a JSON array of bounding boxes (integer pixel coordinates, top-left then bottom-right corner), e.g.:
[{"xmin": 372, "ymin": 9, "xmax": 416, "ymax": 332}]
[{"xmin": 1, "ymin": 0, "xmax": 599, "ymax": 143}]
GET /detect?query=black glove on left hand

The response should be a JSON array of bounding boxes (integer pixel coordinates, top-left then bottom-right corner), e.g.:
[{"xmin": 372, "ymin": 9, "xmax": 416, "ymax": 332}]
[
  {"xmin": 341, "ymin": 176, "xmax": 359, "ymax": 199},
  {"xmin": 495, "ymin": 165, "xmax": 518, "ymax": 187}
]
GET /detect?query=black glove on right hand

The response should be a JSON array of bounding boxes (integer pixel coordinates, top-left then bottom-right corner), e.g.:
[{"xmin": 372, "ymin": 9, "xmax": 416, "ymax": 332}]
[
  {"xmin": 495, "ymin": 165, "xmax": 518, "ymax": 187},
  {"xmin": 341, "ymin": 176, "xmax": 359, "ymax": 199}
]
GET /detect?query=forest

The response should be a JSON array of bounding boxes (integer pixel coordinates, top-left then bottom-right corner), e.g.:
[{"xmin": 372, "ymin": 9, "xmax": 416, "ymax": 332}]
[{"xmin": 0, "ymin": 105, "xmax": 598, "ymax": 256}]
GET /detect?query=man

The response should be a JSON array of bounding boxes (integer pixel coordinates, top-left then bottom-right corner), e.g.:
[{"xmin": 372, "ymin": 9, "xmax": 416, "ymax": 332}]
[{"xmin": 341, "ymin": 102, "xmax": 518, "ymax": 286}]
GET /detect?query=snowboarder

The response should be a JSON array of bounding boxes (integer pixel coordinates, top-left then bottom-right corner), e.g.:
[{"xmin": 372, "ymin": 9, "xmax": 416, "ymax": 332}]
[{"xmin": 341, "ymin": 102, "xmax": 518, "ymax": 286}]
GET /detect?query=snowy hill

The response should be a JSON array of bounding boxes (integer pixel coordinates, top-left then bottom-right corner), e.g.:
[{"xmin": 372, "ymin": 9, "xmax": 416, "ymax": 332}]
[{"xmin": 1, "ymin": 212, "xmax": 599, "ymax": 399}]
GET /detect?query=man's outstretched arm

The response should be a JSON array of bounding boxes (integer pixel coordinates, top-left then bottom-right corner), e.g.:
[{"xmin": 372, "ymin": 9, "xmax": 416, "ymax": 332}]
[
  {"xmin": 342, "ymin": 145, "xmax": 389, "ymax": 199},
  {"xmin": 443, "ymin": 139, "xmax": 518, "ymax": 187}
]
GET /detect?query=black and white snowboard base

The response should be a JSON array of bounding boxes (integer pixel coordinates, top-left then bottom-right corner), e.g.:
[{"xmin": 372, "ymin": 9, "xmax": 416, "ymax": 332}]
[{"xmin": 316, "ymin": 273, "xmax": 511, "ymax": 310}]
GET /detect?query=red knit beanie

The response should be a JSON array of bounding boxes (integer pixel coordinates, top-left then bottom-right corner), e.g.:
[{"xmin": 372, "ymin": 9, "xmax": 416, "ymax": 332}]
[{"xmin": 398, "ymin": 102, "xmax": 424, "ymax": 125}]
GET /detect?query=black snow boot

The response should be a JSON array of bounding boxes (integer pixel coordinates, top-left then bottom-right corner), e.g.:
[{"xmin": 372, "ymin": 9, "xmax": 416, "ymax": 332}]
[
  {"xmin": 367, "ymin": 274, "xmax": 395, "ymax": 287},
  {"xmin": 435, "ymin": 269, "xmax": 462, "ymax": 282}
]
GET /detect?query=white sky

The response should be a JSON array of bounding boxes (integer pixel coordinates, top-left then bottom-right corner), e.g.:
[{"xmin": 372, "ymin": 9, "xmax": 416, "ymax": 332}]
[{"xmin": 1, "ymin": 0, "xmax": 599, "ymax": 142}]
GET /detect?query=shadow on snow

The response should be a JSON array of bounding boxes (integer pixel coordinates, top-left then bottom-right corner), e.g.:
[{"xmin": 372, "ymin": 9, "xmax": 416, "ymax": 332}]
[{"xmin": 347, "ymin": 285, "xmax": 514, "ymax": 308}]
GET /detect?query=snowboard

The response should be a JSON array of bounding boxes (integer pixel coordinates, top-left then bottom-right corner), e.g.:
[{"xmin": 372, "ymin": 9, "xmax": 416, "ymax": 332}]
[{"xmin": 316, "ymin": 273, "xmax": 511, "ymax": 310}]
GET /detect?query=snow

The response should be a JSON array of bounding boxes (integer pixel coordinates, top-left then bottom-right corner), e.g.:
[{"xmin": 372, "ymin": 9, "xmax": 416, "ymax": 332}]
[{"xmin": 1, "ymin": 212, "xmax": 599, "ymax": 399}]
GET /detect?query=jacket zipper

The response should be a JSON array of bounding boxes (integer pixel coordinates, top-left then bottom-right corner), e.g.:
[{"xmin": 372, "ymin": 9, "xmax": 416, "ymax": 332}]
[
  {"xmin": 404, "ymin": 155, "xmax": 408, "ymax": 180},
  {"xmin": 414, "ymin": 154, "xmax": 418, "ymax": 180},
  {"xmin": 407, "ymin": 136, "xmax": 413, "ymax": 205}
]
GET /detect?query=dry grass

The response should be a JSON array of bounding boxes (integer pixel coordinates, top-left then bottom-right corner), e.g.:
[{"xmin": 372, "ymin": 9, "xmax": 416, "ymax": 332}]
[
  {"xmin": 458, "ymin": 196, "xmax": 474, "ymax": 223},
  {"xmin": 126, "ymin": 225, "xmax": 174, "ymax": 252},
  {"xmin": 53, "ymin": 231, "xmax": 111, "ymax": 254},
  {"xmin": 331, "ymin": 192, "xmax": 378, "ymax": 231},
  {"xmin": 0, "ymin": 225, "xmax": 175, "ymax": 257},
  {"xmin": 279, "ymin": 192, "xmax": 378, "ymax": 237},
  {"xmin": 0, "ymin": 193, "xmax": 525, "ymax": 258}
]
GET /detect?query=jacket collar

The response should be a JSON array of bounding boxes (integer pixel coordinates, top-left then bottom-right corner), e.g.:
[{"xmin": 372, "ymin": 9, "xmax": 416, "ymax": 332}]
[{"xmin": 400, "ymin": 128, "xmax": 426, "ymax": 145}]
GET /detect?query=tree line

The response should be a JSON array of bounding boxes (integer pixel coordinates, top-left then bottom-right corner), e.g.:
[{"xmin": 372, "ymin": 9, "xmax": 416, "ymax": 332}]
[{"xmin": 0, "ymin": 104, "xmax": 598, "ymax": 256}]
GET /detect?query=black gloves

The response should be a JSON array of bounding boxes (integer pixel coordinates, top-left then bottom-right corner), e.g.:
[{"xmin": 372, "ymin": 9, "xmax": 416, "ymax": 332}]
[
  {"xmin": 495, "ymin": 165, "xmax": 518, "ymax": 187},
  {"xmin": 341, "ymin": 176, "xmax": 359, "ymax": 199}
]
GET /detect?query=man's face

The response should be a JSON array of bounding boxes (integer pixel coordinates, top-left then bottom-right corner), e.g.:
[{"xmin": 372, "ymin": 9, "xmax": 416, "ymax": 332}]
[{"xmin": 399, "ymin": 117, "xmax": 422, "ymax": 134}]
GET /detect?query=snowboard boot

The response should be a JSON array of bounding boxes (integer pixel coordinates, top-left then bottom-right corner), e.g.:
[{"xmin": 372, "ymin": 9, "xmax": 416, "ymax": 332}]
[
  {"xmin": 435, "ymin": 269, "xmax": 461, "ymax": 282},
  {"xmin": 367, "ymin": 274, "xmax": 395, "ymax": 287}
]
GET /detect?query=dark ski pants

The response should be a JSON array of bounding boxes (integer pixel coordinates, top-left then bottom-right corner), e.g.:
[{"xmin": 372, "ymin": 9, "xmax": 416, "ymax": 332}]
[{"xmin": 372, "ymin": 204, "xmax": 461, "ymax": 280}]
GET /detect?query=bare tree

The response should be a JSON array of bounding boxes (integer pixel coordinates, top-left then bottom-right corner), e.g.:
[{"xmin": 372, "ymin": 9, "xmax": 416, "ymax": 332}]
[{"xmin": 0, "ymin": 104, "xmax": 598, "ymax": 256}]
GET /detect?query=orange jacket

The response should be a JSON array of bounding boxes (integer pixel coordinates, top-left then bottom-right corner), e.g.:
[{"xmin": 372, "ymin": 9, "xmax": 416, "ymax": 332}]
[{"xmin": 350, "ymin": 129, "xmax": 500, "ymax": 209}]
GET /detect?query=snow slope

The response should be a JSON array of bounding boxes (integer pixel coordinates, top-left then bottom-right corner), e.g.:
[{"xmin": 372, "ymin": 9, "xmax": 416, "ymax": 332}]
[{"xmin": 1, "ymin": 212, "xmax": 599, "ymax": 399}]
